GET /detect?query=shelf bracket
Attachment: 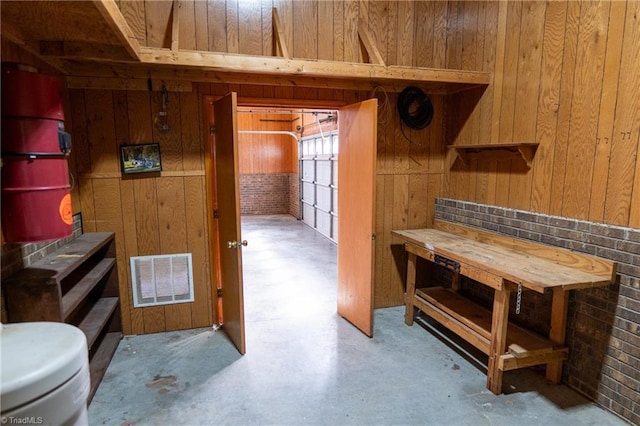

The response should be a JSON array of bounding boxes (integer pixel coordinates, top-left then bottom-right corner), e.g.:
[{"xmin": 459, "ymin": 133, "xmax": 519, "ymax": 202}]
[{"xmin": 448, "ymin": 143, "xmax": 539, "ymax": 168}]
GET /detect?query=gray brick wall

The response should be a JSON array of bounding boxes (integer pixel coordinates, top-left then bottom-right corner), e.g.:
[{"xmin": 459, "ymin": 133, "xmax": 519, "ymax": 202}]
[{"xmin": 434, "ymin": 198, "xmax": 639, "ymax": 424}]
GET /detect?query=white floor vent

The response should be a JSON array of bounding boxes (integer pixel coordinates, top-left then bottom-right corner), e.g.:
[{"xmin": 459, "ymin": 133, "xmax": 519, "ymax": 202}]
[{"xmin": 130, "ymin": 253, "xmax": 195, "ymax": 308}]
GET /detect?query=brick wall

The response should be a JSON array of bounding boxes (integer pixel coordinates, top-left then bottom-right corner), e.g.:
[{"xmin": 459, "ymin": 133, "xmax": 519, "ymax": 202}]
[
  {"xmin": 240, "ymin": 173, "xmax": 293, "ymax": 215},
  {"xmin": 434, "ymin": 198, "xmax": 639, "ymax": 424},
  {"xmin": 1, "ymin": 213, "xmax": 83, "ymax": 322},
  {"xmin": 289, "ymin": 173, "xmax": 300, "ymax": 219}
]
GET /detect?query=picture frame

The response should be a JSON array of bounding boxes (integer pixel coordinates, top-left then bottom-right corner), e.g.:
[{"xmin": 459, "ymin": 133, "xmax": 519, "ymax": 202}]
[{"xmin": 120, "ymin": 143, "xmax": 162, "ymax": 175}]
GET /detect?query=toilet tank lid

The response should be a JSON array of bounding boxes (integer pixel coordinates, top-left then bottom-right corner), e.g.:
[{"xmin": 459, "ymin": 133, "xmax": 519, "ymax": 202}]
[{"xmin": 0, "ymin": 322, "xmax": 88, "ymax": 412}]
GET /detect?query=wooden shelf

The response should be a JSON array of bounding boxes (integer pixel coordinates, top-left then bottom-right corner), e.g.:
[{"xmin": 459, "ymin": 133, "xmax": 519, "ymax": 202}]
[
  {"xmin": 3, "ymin": 232, "xmax": 122, "ymax": 405},
  {"xmin": 448, "ymin": 143, "xmax": 539, "ymax": 167},
  {"xmin": 62, "ymin": 258, "xmax": 116, "ymax": 319},
  {"xmin": 88, "ymin": 331, "xmax": 122, "ymax": 402},
  {"xmin": 78, "ymin": 297, "xmax": 120, "ymax": 350},
  {"xmin": 34, "ymin": 232, "xmax": 116, "ymax": 280},
  {"xmin": 415, "ymin": 287, "xmax": 555, "ymax": 356}
]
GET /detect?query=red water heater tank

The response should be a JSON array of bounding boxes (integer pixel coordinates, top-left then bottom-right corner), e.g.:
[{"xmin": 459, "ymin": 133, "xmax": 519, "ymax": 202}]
[{"xmin": 1, "ymin": 65, "xmax": 73, "ymax": 243}]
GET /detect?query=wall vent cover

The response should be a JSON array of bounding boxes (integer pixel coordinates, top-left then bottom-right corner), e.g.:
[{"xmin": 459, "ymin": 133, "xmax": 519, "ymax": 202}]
[{"xmin": 130, "ymin": 253, "xmax": 194, "ymax": 308}]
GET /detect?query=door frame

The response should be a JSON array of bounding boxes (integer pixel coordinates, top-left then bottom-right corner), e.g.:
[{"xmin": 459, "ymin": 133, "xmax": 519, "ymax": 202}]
[{"xmin": 203, "ymin": 94, "xmax": 378, "ymax": 334}]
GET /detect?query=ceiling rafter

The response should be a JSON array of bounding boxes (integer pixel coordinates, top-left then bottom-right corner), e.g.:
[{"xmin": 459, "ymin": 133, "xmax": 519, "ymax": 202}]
[
  {"xmin": 1, "ymin": 20, "xmax": 68, "ymax": 74},
  {"xmin": 357, "ymin": 22, "xmax": 386, "ymax": 66},
  {"xmin": 272, "ymin": 7, "xmax": 290, "ymax": 59},
  {"xmin": 91, "ymin": 0, "xmax": 142, "ymax": 60}
]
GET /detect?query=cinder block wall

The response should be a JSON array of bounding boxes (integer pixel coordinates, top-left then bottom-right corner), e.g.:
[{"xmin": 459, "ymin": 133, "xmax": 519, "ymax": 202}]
[
  {"xmin": 435, "ymin": 198, "xmax": 639, "ymax": 424},
  {"xmin": 240, "ymin": 173, "xmax": 292, "ymax": 215}
]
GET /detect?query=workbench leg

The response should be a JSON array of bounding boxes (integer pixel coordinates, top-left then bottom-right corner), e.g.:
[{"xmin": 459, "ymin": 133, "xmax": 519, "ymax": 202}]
[
  {"xmin": 404, "ymin": 252, "xmax": 417, "ymax": 326},
  {"xmin": 487, "ymin": 285, "xmax": 511, "ymax": 394},
  {"xmin": 451, "ymin": 271, "xmax": 461, "ymax": 292},
  {"xmin": 547, "ymin": 288, "xmax": 569, "ymax": 383}
]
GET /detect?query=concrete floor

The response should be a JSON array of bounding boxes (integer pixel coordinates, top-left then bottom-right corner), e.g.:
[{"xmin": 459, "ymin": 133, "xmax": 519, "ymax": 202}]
[{"xmin": 89, "ymin": 215, "xmax": 626, "ymax": 425}]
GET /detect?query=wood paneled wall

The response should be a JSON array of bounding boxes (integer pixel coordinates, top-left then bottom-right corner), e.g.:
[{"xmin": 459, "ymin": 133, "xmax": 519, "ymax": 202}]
[
  {"xmin": 12, "ymin": 0, "xmax": 636, "ymax": 334},
  {"xmin": 68, "ymin": 88, "xmax": 212, "ymax": 335},
  {"xmin": 237, "ymin": 111, "xmax": 297, "ymax": 174},
  {"xmin": 119, "ymin": 0, "xmax": 466, "ymax": 68},
  {"xmin": 66, "ymin": 79, "xmax": 440, "ymax": 333},
  {"xmin": 1, "ymin": 1, "xmax": 498, "ymax": 334},
  {"xmin": 446, "ymin": 1, "xmax": 640, "ymax": 228},
  {"xmin": 4, "ymin": 2, "xmax": 635, "ymax": 422}
]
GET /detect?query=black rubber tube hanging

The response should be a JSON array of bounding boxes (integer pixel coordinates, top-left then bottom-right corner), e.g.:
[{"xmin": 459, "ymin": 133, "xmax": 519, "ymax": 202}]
[{"xmin": 396, "ymin": 86, "xmax": 434, "ymax": 144}]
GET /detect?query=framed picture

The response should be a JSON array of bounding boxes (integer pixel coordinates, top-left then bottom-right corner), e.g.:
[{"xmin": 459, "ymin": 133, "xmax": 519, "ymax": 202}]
[{"xmin": 120, "ymin": 143, "xmax": 162, "ymax": 175}]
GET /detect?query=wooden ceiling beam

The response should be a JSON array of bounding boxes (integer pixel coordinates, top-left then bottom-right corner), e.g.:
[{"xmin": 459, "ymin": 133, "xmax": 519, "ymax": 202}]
[
  {"xmin": 66, "ymin": 76, "xmax": 193, "ymax": 92},
  {"xmin": 39, "ymin": 41, "xmax": 132, "ymax": 62},
  {"xmin": 136, "ymin": 47, "xmax": 491, "ymax": 90},
  {"xmin": 64, "ymin": 59, "xmax": 483, "ymax": 94},
  {"xmin": 0, "ymin": 24, "xmax": 68, "ymax": 74},
  {"xmin": 92, "ymin": 0, "xmax": 142, "ymax": 60}
]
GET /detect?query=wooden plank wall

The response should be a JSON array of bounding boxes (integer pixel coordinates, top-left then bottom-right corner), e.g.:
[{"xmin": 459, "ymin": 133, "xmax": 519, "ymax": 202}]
[
  {"xmin": 111, "ymin": 0, "xmax": 484, "ymax": 313},
  {"xmin": 4, "ymin": 0, "xmax": 635, "ymax": 333},
  {"xmin": 237, "ymin": 111, "xmax": 297, "ymax": 174},
  {"xmin": 446, "ymin": 0, "xmax": 640, "ymax": 228},
  {"xmin": 68, "ymin": 88, "xmax": 212, "ymax": 335},
  {"xmin": 0, "ymin": 1, "xmax": 520, "ymax": 334}
]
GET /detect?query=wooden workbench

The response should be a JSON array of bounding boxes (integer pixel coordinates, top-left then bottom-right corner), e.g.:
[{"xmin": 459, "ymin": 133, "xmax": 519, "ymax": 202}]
[{"xmin": 392, "ymin": 221, "xmax": 616, "ymax": 394}]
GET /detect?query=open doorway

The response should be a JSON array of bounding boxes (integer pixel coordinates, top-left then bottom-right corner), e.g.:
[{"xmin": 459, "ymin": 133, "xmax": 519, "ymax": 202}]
[
  {"xmin": 236, "ymin": 106, "xmax": 339, "ymax": 239},
  {"xmin": 236, "ymin": 106, "xmax": 340, "ymax": 328},
  {"xmin": 205, "ymin": 95, "xmax": 377, "ymax": 354}
]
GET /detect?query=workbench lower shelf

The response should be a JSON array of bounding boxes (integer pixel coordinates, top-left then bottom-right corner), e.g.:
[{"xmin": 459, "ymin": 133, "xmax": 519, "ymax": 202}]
[{"xmin": 412, "ymin": 287, "xmax": 568, "ymax": 371}]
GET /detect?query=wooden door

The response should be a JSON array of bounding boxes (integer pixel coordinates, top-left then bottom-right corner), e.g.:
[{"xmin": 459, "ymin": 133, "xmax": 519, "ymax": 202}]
[
  {"xmin": 213, "ymin": 93, "xmax": 246, "ymax": 354},
  {"xmin": 337, "ymin": 98, "xmax": 378, "ymax": 337}
]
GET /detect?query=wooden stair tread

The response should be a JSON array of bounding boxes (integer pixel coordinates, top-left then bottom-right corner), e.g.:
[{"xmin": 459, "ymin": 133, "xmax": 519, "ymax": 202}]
[
  {"xmin": 416, "ymin": 287, "xmax": 553, "ymax": 354},
  {"xmin": 62, "ymin": 258, "xmax": 116, "ymax": 319},
  {"xmin": 78, "ymin": 297, "xmax": 119, "ymax": 350}
]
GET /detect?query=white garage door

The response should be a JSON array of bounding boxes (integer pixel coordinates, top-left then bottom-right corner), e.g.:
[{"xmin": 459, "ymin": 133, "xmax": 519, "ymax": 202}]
[{"xmin": 300, "ymin": 131, "xmax": 338, "ymax": 242}]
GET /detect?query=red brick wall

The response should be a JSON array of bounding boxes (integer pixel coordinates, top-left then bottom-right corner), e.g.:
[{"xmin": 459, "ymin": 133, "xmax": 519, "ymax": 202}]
[
  {"xmin": 289, "ymin": 174, "xmax": 300, "ymax": 219},
  {"xmin": 240, "ymin": 173, "xmax": 293, "ymax": 215}
]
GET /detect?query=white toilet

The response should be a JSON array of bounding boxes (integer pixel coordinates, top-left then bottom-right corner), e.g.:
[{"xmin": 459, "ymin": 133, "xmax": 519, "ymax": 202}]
[{"xmin": 1, "ymin": 322, "xmax": 90, "ymax": 426}]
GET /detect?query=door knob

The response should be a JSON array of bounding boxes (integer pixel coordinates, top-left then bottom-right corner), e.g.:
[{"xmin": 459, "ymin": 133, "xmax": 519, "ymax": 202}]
[{"xmin": 227, "ymin": 240, "xmax": 248, "ymax": 249}]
